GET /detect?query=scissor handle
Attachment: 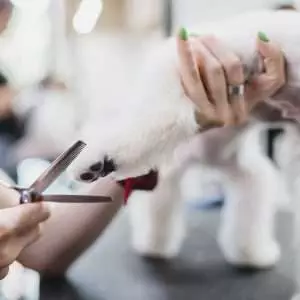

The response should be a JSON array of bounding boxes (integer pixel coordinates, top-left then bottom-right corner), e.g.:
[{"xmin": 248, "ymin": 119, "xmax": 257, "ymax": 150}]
[{"xmin": 19, "ymin": 189, "xmax": 42, "ymax": 205}]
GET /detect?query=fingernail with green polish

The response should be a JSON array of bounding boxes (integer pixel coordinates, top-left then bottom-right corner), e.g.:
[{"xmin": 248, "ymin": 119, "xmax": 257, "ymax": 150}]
[
  {"xmin": 179, "ymin": 27, "xmax": 188, "ymax": 41},
  {"xmin": 258, "ymin": 31, "xmax": 269, "ymax": 42}
]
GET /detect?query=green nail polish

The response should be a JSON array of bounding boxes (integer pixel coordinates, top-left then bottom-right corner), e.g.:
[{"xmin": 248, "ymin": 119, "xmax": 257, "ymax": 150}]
[
  {"xmin": 258, "ymin": 31, "xmax": 269, "ymax": 42},
  {"xmin": 179, "ymin": 27, "xmax": 188, "ymax": 41}
]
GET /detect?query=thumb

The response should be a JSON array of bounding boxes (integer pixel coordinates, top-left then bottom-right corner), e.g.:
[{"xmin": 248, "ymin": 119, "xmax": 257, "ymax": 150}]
[
  {"xmin": 0, "ymin": 203, "xmax": 50, "ymax": 234},
  {"xmin": 256, "ymin": 32, "xmax": 284, "ymax": 78}
]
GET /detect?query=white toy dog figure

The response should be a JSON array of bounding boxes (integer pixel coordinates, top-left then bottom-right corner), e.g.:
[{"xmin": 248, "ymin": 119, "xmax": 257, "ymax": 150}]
[{"xmin": 69, "ymin": 9, "xmax": 300, "ymax": 299}]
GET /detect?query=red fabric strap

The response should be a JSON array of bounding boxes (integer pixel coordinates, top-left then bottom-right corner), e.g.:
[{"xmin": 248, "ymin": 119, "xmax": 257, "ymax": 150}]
[{"xmin": 118, "ymin": 170, "xmax": 158, "ymax": 204}]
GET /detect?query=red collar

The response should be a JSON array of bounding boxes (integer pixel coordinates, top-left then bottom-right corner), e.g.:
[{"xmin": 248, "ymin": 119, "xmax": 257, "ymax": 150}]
[{"xmin": 118, "ymin": 170, "xmax": 158, "ymax": 204}]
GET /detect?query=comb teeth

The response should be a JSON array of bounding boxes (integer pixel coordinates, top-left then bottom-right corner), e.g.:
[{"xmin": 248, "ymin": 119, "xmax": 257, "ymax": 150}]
[{"xmin": 29, "ymin": 140, "xmax": 87, "ymax": 194}]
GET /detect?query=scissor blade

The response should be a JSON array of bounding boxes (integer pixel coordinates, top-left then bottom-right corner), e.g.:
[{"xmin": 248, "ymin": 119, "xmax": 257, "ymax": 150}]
[
  {"xmin": 29, "ymin": 140, "xmax": 86, "ymax": 194},
  {"xmin": 41, "ymin": 194, "xmax": 112, "ymax": 203}
]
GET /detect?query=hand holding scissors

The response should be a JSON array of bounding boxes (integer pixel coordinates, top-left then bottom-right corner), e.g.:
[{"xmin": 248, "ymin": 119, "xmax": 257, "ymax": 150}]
[{"xmin": 0, "ymin": 140, "xmax": 113, "ymax": 205}]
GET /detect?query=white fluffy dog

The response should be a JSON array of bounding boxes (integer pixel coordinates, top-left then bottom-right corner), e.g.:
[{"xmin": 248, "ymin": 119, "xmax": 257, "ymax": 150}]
[
  {"xmin": 68, "ymin": 9, "xmax": 300, "ymax": 297},
  {"xmin": 71, "ymin": 9, "xmax": 300, "ymax": 180}
]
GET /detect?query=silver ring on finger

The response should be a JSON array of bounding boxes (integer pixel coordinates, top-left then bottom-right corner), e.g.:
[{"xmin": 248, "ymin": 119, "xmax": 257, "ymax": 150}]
[{"xmin": 228, "ymin": 84, "xmax": 245, "ymax": 98}]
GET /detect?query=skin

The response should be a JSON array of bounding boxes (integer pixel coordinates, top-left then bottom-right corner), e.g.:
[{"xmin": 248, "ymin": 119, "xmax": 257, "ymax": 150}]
[
  {"xmin": 0, "ymin": 32, "xmax": 286, "ymax": 279},
  {"xmin": 0, "ymin": 178, "xmax": 123, "ymax": 277},
  {"xmin": 0, "ymin": 192, "xmax": 50, "ymax": 279},
  {"xmin": 0, "ymin": 0, "xmax": 12, "ymax": 34},
  {"xmin": 176, "ymin": 32, "xmax": 285, "ymax": 128}
]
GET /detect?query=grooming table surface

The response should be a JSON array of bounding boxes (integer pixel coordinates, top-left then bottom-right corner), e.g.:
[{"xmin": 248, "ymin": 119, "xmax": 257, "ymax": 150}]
[{"xmin": 40, "ymin": 208, "xmax": 294, "ymax": 300}]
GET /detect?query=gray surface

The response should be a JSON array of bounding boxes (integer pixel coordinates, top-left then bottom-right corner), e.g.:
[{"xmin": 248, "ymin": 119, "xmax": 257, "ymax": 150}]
[{"xmin": 40, "ymin": 207, "xmax": 295, "ymax": 300}]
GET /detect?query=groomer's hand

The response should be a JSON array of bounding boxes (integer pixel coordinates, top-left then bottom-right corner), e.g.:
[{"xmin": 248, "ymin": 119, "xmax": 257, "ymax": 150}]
[
  {"xmin": 0, "ymin": 201, "xmax": 50, "ymax": 279},
  {"xmin": 177, "ymin": 28, "xmax": 285, "ymax": 129}
]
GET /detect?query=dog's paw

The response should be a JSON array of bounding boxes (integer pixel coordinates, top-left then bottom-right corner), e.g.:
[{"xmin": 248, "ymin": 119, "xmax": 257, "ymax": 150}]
[
  {"xmin": 132, "ymin": 238, "xmax": 180, "ymax": 260},
  {"xmin": 68, "ymin": 120, "xmax": 158, "ymax": 182},
  {"xmin": 219, "ymin": 236, "xmax": 281, "ymax": 268},
  {"xmin": 71, "ymin": 155, "xmax": 117, "ymax": 183}
]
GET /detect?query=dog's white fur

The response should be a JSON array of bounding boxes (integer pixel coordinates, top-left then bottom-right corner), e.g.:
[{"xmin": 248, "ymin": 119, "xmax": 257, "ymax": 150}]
[
  {"xmin": 128, "ymin": 122, "xmax": 292, "ymax": 265},
  {"xmin": 3, "ymin": 8, "xmax": 299, "ymax": 300},
  {"xmin": 0, "ymin": 8, "xmax": 297, "ymax": 300},
  {"xmin": 70, "ymin": 10, "xmax": 300, "ymax": 268},
  {"xmin": 71, "ymin": 10, "xmax": 300, "ymax": 179}
]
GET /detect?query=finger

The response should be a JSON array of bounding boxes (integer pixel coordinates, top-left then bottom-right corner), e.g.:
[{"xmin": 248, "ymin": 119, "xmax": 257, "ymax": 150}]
[
  {"xmin": 16, "ymin": 204, "xmax": 50, "ymax": 234},
  {"xmin": 0, "ymin": 266, "xmax": 9, "ymax": 280},
  {"xmin": 176, "ymin": 28, "xmax": 200, "ymax": 85},
  {"xmin": 246, "ymin": 34, "xmax": 286, "ymax": 108},
  {"xmin": 0, "ymin": 226, "xmax": 41, "ymax": 268},
  {"xmin": 201, "ymin": 35, "xmax": 247, "ymax": 123},
  {"xmin": 192, "ymin": 38, "xmax": 231, "ymax": 123},
  {"xmin": 201, "ymin": 35, "xmax": 245, "ymax": 84},
  {"xmin": 176, "ymin": 30, "xmax": 215, "ymax": 117},
  {"xmin": 0, "ymin": 203, "xmax": 50, "ymax": 234},
  {"xmin": 256, "ymin": 32, "xmax": 285, "ymax": 91}
]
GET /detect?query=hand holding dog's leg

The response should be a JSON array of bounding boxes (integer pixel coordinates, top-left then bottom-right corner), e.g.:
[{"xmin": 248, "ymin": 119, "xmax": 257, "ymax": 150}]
[
  {"xmin": 177, "ymin": 30, "xmax": 286, "ymax": 129},
  {"xmin": 177, "ymin": 31, "xmax": 249, "ymax": 127}
]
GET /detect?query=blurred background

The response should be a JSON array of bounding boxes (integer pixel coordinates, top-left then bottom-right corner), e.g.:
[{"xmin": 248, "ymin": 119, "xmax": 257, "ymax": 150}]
[{"xmin": 0, "ymin": 0, "xmax": 297, "ymax": 299}]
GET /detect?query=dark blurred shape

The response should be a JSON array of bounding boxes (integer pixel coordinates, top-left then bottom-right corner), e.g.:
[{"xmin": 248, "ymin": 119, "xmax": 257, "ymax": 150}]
[
  {"xmin": 252, "ymin": 102, "xmax": 285, "ymax": 122},
  {"xmin": 0, "ymin": 71, "xmax": 7, "ymax": 86},
  {"xmin": 40, "ymin": 75, "xmax": 67, "ymax": 91},
  {"xmin": 0, "ymin": 71, "xmax": 27, "ymax": 180},
  {"xmin": 40, "ymin": 277, "xmax": 84, "ymax": 300},
  {"xmin": 0, "ymin": 0, "xmax": 13, "ymax": 34},
  {"xmin": 0, "ymin": 0, "xmax": 12, "ymax": 11},
  {"xmin": 266, "ymin": 127, "xmax": 285, "ymax": 163},
  {"xmin": 163, "ymin": 0, "xmax": 173, "ymax": 37},
  {"xmin": 275, "ymin": 3, "xmax": 296, "ymax": 10}
]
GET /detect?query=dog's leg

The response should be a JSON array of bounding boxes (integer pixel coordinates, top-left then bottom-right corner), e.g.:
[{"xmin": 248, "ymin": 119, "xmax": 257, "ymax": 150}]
[
  {"xmin": 272, "ymin": 124, "xmax": 300, "ymax": 299},
  {"xmin": 218, "ymin": 124, "xmax": 284, "ymax": 268},
  {"xmin": 128, "ymin": 166, "xmax": 185, "ymax": 259}
]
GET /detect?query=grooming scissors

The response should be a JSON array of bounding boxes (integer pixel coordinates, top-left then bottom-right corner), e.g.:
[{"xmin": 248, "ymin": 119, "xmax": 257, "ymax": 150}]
[{"xmin": 0, "ymin": 140, "xmax": 112, "ymax": 204}]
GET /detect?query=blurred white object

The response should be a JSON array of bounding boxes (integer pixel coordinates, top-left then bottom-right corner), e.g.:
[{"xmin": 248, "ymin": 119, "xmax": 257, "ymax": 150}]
[
  {"xmin": 0, "ymin": 169, "xmax": 14, "ymax": 185},
  {"xmin": 73, "ymin": 0, "xmax": 103, "ymax": 34},
  {"xmin": 0, "ymin": 262, "xmax": 40, "ymax": 300},
  {"xmin": 17, "ymin": 158, "xmax": 74, "ymax": 195},
  {"xmin": 0, "ymin": 3, "xmax": 51, "ymax": 89},
  {"xmin": 125, "ymin": 0, "xmax": 162, "ymax": 31},
  {"xmin": 173, "ymin": 0, "xmax": 286, "ymax": 30},
  {"xmin": 180, "ymin": 165, "xmax": 224, "ymax": 206},
  {"xmin": 11, "ymin": 0, "xmax": 50, "ymax": 15},
  {"xmin": 48, "ymin": 0, "xmax": 72, "ymax": 84},
  {"xmin": 13, "ymin": 87, "xmax": 79, "ymax": 160}
]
